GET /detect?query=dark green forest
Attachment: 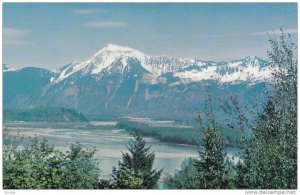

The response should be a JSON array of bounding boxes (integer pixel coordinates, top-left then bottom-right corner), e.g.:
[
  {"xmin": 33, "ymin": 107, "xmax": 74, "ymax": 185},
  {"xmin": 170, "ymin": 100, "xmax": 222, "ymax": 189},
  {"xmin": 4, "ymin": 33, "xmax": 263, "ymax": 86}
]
[
  {"xmin": 4, "ymin": 107, "xmax": 89, "ymax": 122},
  {"xmin": 3, "ymin": 32, "xmax": 297, "ymax": 189},
  {"xmin": 116, "ymin": 118, "xmax": 241, "ymax": 147}
]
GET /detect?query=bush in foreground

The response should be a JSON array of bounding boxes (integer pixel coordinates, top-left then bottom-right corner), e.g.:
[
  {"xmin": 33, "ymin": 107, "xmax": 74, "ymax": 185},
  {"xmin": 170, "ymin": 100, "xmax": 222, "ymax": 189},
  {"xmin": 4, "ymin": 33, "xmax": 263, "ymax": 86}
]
[{"xmin": 3, "ymin": 131, "xmax": 100, "ymax": 189}]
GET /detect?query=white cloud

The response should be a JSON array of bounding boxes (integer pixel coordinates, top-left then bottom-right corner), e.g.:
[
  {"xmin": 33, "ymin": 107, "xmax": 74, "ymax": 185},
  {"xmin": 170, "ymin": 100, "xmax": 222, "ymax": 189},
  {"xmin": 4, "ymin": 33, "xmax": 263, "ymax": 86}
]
[
  {"xmin": 85, "ymin": 21, "xmax": 128, "ymax": 28},
  {"xmin": 3, "ymin": 40, "xmax": 31, "ymax": 45},
  {"xmin": 3, "ymin": 27, "xmax": 32, "ymax": 45},
  {"xmin": 3, "ymin": 28, "xmax": 31, "ymax": 37},
  {"xmin": 73, "ymin": 9, "xmax": 104, "ymax": 14},
  {"xmin": 252, "ymin": 28, "xmax": 298, "ymax": 36}
]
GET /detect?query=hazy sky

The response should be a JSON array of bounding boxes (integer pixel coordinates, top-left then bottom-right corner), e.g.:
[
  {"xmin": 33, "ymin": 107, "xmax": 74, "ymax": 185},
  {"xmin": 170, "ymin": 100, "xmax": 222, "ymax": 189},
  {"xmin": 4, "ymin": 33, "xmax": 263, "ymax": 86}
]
[{"xmin": 3, "ymin": 3, "xmax": 297, "ymax": 70}]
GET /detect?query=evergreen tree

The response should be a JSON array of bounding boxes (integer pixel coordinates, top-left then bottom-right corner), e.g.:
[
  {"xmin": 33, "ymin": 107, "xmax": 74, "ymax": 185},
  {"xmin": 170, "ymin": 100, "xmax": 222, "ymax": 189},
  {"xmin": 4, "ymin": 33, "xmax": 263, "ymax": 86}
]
[
  {"xmin": 165, "ymin": 158, "xmax": 199, "ymax": 189},
  {"xmin": 194, "ymin": 89, "xmax": 234, "ymax": 189},
  {"xmin": 235, "ymin": 145, "xmax": 259, "ymax": 189},
  {"xmin": 111, "ymin": 131, "xmax": 162, "ymax": 189}
]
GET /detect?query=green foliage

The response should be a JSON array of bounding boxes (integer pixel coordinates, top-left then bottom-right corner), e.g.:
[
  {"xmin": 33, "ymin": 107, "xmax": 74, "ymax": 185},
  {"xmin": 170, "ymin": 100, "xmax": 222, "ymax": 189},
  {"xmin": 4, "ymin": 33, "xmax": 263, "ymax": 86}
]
[
  {"xmin": 165, "ymin": 158, "xmax": 199, "ymax": 189},
  {"xmin": 117, "ymin": 119, "xmax": 202, "ymax": 146},
  {"xmin": 231, "ymin": 30, "xmax": 297, "ymax": 189},
  {"xmin": 110, "ymin": 131, "xmax": 162, "ymax": 189},
  {"xmin": 58, "ymin": 142, "xmax": 100, "ymax": 189},
  {"xmin": 234, "ymin": 145, "xmax": 258, "ymax": 189},
  {"xmin": 239, "ymin": 30, "xmax": 297, "ymax": 189},
  {"xmin": 117, "ymin": 118, "xmax": 240, "ymax": 147},
  {"xmin": 165, "ymin": 90, "xmax": 236, "ymax": 189},
  {"xmin": 194, "ymin": 90, "xmax": 235, "ymax": 189},
  {"xmin": 3, "ymin": 130, "xmax": 100, "ymax": 189}
]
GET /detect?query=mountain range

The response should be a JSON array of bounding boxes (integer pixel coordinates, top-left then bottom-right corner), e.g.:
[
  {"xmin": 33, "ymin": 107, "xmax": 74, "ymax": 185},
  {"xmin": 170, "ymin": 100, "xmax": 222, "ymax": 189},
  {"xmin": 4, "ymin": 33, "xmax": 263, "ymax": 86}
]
[{"xmin": 3, "ymin": 44, "xmax": 270, "ymax": 120}]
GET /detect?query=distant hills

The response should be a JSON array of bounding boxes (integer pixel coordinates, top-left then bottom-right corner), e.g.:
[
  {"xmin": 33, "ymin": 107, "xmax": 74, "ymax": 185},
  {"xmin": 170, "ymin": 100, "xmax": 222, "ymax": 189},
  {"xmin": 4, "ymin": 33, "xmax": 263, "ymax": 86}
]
[
  {"xmin": 4, "ymin": 107, "xmax": 89, "ymax": 122},
  {"xmin": 3, "ymin": 44, "xmax": 270, "ymax": 121}
]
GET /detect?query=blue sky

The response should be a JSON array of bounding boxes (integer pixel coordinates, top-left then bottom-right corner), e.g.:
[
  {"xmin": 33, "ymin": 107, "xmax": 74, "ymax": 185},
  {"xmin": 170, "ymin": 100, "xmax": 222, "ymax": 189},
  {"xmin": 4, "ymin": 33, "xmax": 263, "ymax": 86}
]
[{"xmin": 3, "ymin": 3, "xmax": 297, "ymax": 70}]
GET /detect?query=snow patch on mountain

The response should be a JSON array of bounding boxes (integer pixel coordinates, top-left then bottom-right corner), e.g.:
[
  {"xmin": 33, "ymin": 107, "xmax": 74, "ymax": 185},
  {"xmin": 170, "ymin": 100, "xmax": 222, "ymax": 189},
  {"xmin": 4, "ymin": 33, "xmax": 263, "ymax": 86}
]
[
  {"xmin": 174, "ymin": 66, "xmax": 218, "ymax": 82},
  {"xmin": 175, "ymin": 56, "xmax": 271, "ymax": 83},
  {"xmin": 3, "ymin": 64, "xmax": 16, "ymax": 72},
  {"xmin": 219, "ymin": 65, "xmax": 272, "ymax": 83},
  {"xmin": 52, "ymin": 60, "xmax": 86, "ymax": 84}
]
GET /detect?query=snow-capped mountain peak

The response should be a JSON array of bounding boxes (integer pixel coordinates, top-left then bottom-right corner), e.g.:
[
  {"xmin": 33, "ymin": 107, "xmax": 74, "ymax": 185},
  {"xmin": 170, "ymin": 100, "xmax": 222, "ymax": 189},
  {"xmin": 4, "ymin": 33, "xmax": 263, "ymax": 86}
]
[
  {"xmin": 51, "ymin": 44, "xmax": 270, "ymax": 85},
  {"xmin": 89, "ymin": 43, "xmax": 146, "ymax": 74},
  {"xmin": 96, "ymin": 43, "xmax": 143, "ymax": 55},
  {"xmin": 53, "ymin": 44, "xmax": 151, "ymax": 84},
  {"xmin": 52, "ymin": 45, "xmax": 143, "ymax": 84},
  {"xmin": 3, "ymin": 64, "xmax": 16, "ymax": 72},
  {"xmin": 174, "ymin": 56, "xmax": 270, "ymax": 84},
  {"xmin": 92, "ymin": 43, "xmax": 146, "ymax": 62}
]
